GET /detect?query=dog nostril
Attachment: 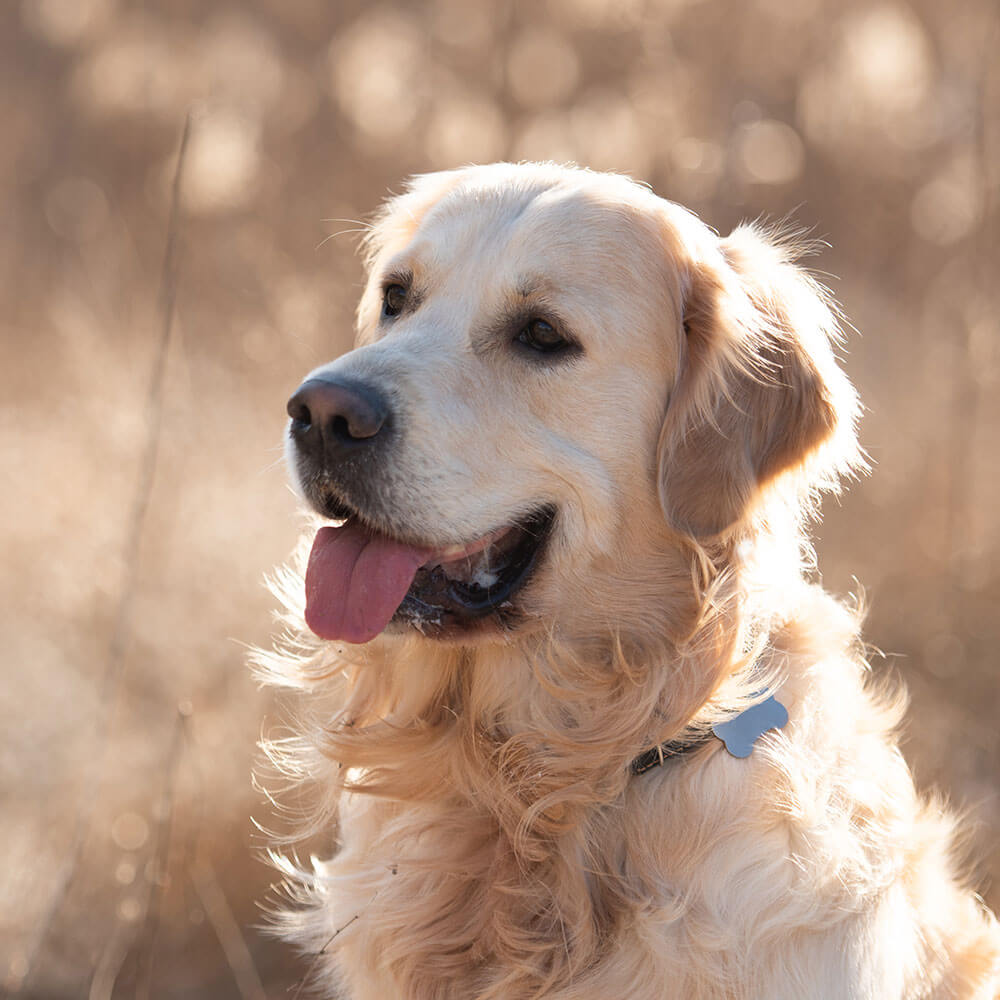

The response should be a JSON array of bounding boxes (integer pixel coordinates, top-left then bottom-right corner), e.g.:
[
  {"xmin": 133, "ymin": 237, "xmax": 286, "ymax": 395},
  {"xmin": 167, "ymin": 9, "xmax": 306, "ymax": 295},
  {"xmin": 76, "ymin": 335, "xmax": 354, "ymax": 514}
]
[
  {"xmin": 330, "ymin": 414, "xmax": 354, "ymax": 441},
  {"xmin": 333, "ymin": 409, "xmax": 383, "ymax": 440},
  {"xmin": 286, "ymin": 397, "xmax": 312, "ymax": 428}
]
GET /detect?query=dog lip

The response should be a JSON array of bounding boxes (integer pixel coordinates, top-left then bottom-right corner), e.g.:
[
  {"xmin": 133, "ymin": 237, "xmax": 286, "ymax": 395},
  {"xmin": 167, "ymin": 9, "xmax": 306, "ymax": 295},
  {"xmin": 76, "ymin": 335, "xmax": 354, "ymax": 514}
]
[
  {"xmin": 312, "ymin": 486, "xmax": 356, "ymax": 523},
  {"xmin": 312, "ymin": 485, "xmax": 519, "ymax": 559},
  {"xmin": 420, "ymin": 524, "xmax": 515, "ymax": 569}
]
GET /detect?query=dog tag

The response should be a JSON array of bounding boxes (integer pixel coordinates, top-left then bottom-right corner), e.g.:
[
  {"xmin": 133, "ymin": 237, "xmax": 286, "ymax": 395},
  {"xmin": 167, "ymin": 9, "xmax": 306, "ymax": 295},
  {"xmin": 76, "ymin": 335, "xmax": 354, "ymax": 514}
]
[{"xmin": 712, "ymin": 694, "xmax": 789, "ymax": 758}]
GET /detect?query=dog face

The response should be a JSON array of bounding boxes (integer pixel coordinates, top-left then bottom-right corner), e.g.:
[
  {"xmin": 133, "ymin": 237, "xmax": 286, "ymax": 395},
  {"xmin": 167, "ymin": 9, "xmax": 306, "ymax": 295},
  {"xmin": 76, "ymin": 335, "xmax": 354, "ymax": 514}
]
[{"xmin": 286, "ymin": 164, "xmax": 856, "ymax": 644}]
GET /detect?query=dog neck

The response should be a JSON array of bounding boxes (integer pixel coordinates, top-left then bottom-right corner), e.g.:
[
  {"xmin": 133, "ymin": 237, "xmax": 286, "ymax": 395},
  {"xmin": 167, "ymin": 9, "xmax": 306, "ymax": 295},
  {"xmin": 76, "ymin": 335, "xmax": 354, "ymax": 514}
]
[
  {"xmin": 284, "ymin": 574, "xmax": 789, "ymax": 832},
  {"xmin": 257, "ymin": 522, "xmax": 808, "ymax": 841}
]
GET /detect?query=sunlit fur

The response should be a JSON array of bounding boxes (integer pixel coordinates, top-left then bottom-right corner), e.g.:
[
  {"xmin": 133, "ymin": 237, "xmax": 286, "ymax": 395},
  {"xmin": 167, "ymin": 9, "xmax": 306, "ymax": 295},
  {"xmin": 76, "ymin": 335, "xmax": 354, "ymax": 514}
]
[{"xmin": 256, "ymin": 163, "xmax": 1000, "ymax": 999}]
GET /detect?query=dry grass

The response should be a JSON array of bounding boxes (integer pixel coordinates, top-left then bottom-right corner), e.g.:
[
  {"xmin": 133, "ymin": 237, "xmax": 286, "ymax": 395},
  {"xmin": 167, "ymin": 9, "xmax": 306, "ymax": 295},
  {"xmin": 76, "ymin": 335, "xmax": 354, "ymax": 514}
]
[{"xmin": 1, "ymin": 0, "xmax": 998, "ymax": 995}]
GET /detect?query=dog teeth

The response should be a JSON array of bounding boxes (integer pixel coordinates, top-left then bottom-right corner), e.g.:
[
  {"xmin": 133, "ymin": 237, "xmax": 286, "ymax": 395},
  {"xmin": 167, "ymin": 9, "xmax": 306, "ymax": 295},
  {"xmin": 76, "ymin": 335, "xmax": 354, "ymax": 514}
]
[
  {"xmin": 429, "ymin": 525, "xmax": 514, "ymax": 566},
  {"xmin": 471, "ymin": 568, "xmax": 499, "ymax": 588},
  {"xmin": 439, "ymin": 555, "xmax": 490, "ymax": 586}
]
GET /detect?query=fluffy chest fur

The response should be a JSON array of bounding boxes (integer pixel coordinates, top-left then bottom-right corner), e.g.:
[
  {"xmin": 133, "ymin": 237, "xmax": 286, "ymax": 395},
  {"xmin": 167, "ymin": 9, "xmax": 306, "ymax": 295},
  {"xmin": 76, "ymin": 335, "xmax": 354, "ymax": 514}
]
[{"xmin": 265, "ymin": 588, "xmax": 998, "ymax": 1000}]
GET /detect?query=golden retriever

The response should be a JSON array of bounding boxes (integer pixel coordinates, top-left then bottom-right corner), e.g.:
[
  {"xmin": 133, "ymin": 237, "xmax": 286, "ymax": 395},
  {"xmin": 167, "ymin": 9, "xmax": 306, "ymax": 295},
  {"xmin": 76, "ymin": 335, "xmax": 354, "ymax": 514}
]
[{"xmin": 259, "ymin": 162, "xmax": 1000, "ymax": 999}]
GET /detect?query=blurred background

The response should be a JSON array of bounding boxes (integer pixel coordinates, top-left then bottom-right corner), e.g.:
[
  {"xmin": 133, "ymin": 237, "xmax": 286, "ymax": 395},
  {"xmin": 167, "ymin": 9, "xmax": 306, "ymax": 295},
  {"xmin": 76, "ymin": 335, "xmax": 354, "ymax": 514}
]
[{"xmin": 2, "ymin": 0, "xmax": 998, "ymax": 995}]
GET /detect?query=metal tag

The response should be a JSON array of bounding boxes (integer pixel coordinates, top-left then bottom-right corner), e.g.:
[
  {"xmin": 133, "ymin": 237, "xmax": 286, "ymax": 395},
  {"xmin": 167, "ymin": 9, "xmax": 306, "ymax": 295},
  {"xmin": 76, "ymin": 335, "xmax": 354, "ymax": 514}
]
[{"xmin": 712, "ymin": 694, "xmax": 789, "ymax": 758}]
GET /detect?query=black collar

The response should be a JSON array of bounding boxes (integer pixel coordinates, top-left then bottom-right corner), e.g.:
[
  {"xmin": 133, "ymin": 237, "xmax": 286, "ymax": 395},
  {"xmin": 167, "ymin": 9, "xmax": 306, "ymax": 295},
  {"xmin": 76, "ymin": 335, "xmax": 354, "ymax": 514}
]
[
  {"xmin": 630, "ymin": 731, "xmax": 713, "ymax": 776},
  {"xmin": 630, "ymin": 692, "xmax": 790, "ymax": 775}
]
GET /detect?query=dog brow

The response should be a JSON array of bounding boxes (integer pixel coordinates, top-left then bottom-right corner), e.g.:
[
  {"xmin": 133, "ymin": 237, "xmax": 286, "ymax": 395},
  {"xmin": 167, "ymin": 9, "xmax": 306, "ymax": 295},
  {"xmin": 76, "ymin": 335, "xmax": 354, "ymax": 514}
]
[{"xmin": 515, "ymin": 275, "xmax": 565, "ymax": 300}]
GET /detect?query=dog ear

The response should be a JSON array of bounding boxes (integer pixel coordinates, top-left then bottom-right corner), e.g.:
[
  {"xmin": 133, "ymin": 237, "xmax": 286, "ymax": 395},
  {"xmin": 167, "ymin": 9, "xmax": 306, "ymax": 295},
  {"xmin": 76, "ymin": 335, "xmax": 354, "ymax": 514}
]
[{"xmin": 657, "ymin": 224, "xmax": 860, "ymax": 539}]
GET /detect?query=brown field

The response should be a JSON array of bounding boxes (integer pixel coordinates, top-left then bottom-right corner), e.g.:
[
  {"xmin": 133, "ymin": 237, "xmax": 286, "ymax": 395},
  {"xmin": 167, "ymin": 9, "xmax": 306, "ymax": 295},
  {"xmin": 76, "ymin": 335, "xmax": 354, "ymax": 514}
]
[{"xmin": 2, "ymin": 0, "xmax": 998, "ymax": 995}]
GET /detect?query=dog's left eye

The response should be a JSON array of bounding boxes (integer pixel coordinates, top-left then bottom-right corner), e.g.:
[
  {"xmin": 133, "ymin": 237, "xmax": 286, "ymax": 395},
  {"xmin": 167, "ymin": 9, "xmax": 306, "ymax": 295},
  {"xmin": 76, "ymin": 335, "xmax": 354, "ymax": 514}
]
[
  {"xmin": 517, "ymin": 319, "xmax": 568, "ymax": 354},
  {"xmin": 383, "ymin": 284, "xmax": 408, "ymax": 317}
]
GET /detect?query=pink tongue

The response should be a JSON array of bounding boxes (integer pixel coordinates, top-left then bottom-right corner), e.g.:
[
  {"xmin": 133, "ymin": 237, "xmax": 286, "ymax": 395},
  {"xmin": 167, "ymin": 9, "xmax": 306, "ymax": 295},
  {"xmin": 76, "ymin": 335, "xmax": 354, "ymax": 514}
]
[{"xmin": 304, "ymin": 522, "xmax": 431, "ymax": 644}]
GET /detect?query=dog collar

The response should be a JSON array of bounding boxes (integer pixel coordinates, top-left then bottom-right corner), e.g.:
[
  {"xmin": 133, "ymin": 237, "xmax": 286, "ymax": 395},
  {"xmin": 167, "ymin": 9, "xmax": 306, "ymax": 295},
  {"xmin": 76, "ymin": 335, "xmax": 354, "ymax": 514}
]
[{"xmin": 630, "ymin": 694, "xmax": 789, "ymax": 776}]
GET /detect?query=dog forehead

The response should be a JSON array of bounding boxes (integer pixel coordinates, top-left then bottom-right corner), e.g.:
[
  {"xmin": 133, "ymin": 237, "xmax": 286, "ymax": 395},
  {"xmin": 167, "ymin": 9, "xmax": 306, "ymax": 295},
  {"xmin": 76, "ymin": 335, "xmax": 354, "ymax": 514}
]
[{"xmin": 409, "ymin": 177, "xmax": 670, "ymax": 289}]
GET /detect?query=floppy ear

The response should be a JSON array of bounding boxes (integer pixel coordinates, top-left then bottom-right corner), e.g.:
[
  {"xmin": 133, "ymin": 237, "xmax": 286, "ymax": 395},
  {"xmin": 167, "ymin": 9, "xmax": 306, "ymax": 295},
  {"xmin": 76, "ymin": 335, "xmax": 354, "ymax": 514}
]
[{"xmin": 657, "ymin": 224, "xmax": 860, "ymax": 539}]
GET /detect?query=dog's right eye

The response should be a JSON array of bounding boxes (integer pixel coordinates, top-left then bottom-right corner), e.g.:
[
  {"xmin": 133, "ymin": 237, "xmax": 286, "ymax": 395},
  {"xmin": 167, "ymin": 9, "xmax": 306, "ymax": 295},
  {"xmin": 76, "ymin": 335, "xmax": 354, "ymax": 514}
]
[
  {"xmin": 383, "ymin": 284, "xmax": 408, "ymax": 318},
  {"xmin": 517, "ymin": 319, "xmax": 569, "ymax": 354}
]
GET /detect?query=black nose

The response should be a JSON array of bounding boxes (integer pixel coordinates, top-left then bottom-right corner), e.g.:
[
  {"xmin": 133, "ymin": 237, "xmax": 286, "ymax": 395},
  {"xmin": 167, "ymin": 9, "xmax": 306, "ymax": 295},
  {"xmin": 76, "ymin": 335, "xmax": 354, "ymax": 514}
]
[{"xmin": 286, "ymin": 377, "xmax": 391, "ymax": 464}]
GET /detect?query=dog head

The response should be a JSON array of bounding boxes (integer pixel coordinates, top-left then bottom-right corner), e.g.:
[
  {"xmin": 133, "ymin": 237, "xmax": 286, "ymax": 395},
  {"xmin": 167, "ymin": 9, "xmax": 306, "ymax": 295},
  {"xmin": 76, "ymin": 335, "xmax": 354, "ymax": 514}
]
[{"xmin": 285, "ymin": 163, "xmax": 859, "ymax": 645}]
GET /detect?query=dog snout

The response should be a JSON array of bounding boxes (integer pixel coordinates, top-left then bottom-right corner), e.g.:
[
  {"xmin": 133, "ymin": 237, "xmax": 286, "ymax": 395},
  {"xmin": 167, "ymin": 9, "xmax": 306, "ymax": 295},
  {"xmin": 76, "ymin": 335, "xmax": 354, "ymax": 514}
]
[{"xmin": 286, "ymin": 376, "xmax": 391, "ymax": 465}]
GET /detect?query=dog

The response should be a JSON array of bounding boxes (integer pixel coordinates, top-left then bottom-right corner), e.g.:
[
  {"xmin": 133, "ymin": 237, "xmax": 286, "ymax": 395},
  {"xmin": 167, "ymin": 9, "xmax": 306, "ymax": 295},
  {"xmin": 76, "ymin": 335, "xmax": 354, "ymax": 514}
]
[{"xmin": 259, "ymin": 162, "xmax": 1000, "ymax": 998}]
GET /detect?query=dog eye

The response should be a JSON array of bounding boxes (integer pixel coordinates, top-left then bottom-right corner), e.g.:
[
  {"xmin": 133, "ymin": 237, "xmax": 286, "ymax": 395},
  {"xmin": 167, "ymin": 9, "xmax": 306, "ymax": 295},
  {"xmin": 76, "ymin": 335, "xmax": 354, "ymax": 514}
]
[
  {"xmin": 383, "ymin": 284, "xmax": 408, "ymax": 318},
  {"xmin": 517, "ymin": 319, "xmax": 568, "ymax": 354}
]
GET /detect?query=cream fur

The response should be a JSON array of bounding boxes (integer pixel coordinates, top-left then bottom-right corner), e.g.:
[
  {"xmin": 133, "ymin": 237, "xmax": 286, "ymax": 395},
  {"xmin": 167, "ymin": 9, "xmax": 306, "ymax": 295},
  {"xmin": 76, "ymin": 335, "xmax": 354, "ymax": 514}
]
[{"xmin": 258, "ymin": 163, "xmax": 1000, "ymax": 999}]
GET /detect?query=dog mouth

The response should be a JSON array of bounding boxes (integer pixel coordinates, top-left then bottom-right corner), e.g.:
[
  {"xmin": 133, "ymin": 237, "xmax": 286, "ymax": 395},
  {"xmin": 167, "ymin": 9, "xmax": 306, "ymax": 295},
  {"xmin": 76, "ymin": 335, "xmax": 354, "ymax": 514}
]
[{"xmin": 303, "ymin": 500, "xmax": 555, "ymax": 643}]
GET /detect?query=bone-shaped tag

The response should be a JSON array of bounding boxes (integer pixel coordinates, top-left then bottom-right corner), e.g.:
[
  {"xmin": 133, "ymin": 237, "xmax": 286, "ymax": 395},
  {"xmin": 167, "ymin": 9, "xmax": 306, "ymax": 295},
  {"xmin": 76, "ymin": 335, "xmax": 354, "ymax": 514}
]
[{"xmin": 711, "ymin": 694, "xmax": 789, "ymax": 758}]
